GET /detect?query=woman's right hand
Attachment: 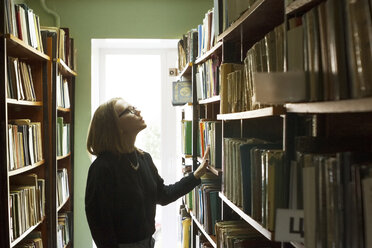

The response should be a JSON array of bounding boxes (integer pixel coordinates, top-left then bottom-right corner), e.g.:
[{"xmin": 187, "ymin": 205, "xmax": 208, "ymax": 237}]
[{"xmin": 194, "ymin": 146, "xmax": 210, "ymax": 179}]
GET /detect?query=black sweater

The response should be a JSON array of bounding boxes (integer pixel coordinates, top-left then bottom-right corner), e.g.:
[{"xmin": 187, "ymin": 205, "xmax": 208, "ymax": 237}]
[{"xmin": 85, "ymin": 151, "xmax": 200, "ymax": 248}]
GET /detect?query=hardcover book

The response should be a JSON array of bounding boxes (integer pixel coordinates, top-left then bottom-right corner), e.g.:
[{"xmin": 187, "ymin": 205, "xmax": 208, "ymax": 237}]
[{"xmin": 172, "ymin": 81, "xmax": 192, "ymax": 106}]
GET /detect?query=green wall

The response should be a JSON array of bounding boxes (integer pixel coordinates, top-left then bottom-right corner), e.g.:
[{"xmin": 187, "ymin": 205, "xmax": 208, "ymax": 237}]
[{"xmin": 26, "ymin": 0, "xmax": 212, "ymax": 247}]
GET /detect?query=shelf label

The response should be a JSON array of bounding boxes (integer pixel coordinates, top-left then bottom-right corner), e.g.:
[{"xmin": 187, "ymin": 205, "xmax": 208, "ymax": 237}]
[{"xmin": 275, "ymin": 209, "xmax": 304, "ymax": 242}]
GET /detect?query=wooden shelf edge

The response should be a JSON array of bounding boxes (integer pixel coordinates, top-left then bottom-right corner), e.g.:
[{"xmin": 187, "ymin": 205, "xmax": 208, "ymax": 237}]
[
  {"xmin": 57, "ymin": 196, "xmax": 70, "ymax": 212},
  {"xmin": 291, "ymin": 241, "xmax": 305, "ymax": 248},
  {"xmin": 9, "ymin": 160, "xmax": 45, "ymax": 177},
  {"xmin": 195, "ymin": 41, "xmax": 223, "ymax": 65},
  {"xmin": 57, "ymin": 153, "xmax": 71, "ymax": 161},
  {"xmin": 178, "ymin": 62, "xmax": 193, "ymax": 79},
  {"xmin": 285, "ymin": 97, "xmax": 372, "ymax": 113},
  {"xmin": 217, "ymin": 106, "xmax": 285, "ymax": 120},
  {"xmin": 218, "ymin": 192, "xmax": 274, "ymax": 240},
  {"xmin": 5, "ymin": 34, "xmax": 50, "ymax": 61},
  {"xmin": 286, "ymin": 0, "xmax": 325, "ymax": 16},
  {"xmin": 199, "ymin": 95, "xmax": 221, "ymax": 105},
  {"xmin": 7, "ymin": 99, "xmax": 43, "ymax": 106},
  {"xmin": 57, "ymin": 58, "xmax": 78, "ymax": 77},
  {"xmin": 189, "ymin": 211, "xmax": 217, "ymax": 248},
  {"xmin": 10, "ymin": 217, "xmax": 45, "ymax": 247},
  {"xmin": 57, "ymin": 106, "xmax": 71, "ymax": 112},
  {"xmin": 207, "ymin": 166, "xmax": 222, "ymax": 177}
]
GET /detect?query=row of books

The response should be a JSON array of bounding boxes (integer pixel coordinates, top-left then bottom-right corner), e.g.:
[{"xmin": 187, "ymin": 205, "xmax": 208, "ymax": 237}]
[
  {"xmin": 57, "ymin": 212, "xmax": 72, "ymax": 248},
  {"xmin": 14, "ymin": 231, "xmax": 43, "ymax": 248},
  {"xmin": 199, "ymin": 121, "xmax": 222, "ymax": 169},
  {"xmin": 287, "ymin": 0, "xmax": 372, "ymax": 100},
  {"xmin": 56, "ymin": 74, "xmax": 71, "ymax": 109},
  {"xmin": 197, "ymin": 8, "xmax": 218, "ymax": 58},
  {"xmin": 41, "ymin": 27, "xmax": 75, "ymax": 70},
  {"xmin": 179, "ymin": 0, "xmax": 258, "ymax": 65},
  {"xmin": 57, "ymin": 117, "xmax": 71, "ymax": 157},
  {"xmin": 215, "ymin": 220, "xmax": 279, "ymax": 248},
  {"xmin": 220, "ymin": 24, "xmax": 285, "ymax": 113},
  {"xmin": 296, "ymin": 150, "xmax": 372, "ymax": 248},
  {"xmin": 4, "ymin": 1, "xmax": 44, "ymax": 52},
  {"xmin": 7, "ymin": 57, "xmax": 37, "ymax": 101},
  {"xmin": 193, "ymin": 173, "xmax": 221, "ymax": 235},
  {"xmin": 10, "ymin": 174, "xmax": 45, "ymax": 242},
  {"xmin": 8, "ymin": 120, "xmax": 43, "ymax": 171},
  {"xmin": 196, "ymin": 56, "xmax": 221, "ymax": 100},
  {"xmin": 57, "ymin": 168, "xmax": 70, "ymax": 208},
  {"xmin": 223, "ymin": 138, "xmax": 288, "ymax": 231},
  {"xmin": 177, "ymin": 30, "xmax": 198, "ymax": 72}
]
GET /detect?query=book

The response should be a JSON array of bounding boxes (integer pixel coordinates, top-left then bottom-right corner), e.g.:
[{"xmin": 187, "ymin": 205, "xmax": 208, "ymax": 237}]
[{"xmin": 172, "ymin": 81, "xmax": 192, "ymax": 106}]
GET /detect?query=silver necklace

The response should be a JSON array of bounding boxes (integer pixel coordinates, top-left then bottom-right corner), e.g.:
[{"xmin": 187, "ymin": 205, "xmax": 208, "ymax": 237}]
[{"xmin": 125, "ymin": 151, "xmax": 139, "ymax": 170}]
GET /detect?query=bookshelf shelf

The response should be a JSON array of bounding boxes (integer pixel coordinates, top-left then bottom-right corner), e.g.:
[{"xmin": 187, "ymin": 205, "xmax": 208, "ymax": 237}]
[
  {"xmin": 195, "ymin": 41, "xmax": 222, "ymax": 65},
  {"xmin": 286, "ymin": 0, "xmax": 325, "ymax": 16},
  {"xmin": 199, "ymin": 95, "xmax": 220, "ymax": 105},
  {"xmin": 57, "ymin": 153, "xmax": 71, "ymax": 161},
  {"xmin": 57, "ymin": 59, "xmax": 77, "ymax": 77},
  {"xmin": 207, "ymin": 166, "xmax": 222, "ymax": 177},
  {"xmin": 290, "ymin": 241, "xmax": 305, "ymax": 248},
  {"xmin": 178, "ymin": 62, "xmax": 192, "ymax": 79},
  {"xmin": 219, "ymin": 192, "xmax": 274, "ymax": 240},
  {"xmin": 217, "ymin": 106, "xmax": 285, "ymax": 120},
  {"xmin": 5, "ymin": 34, "xmax": 50, "ymax": 61},
  {"xmin": 217, "ymin": 0, "xmax": 284, "ymax": 46},
  {"xmin": 189, "ymin": 211, "xmax": 217, "ymax": 248},
  {"xmin": 7, "ymin": 99, "xmax": 43, "ymax": 107},
  {"xmin": 10, "ymin": 218, "xmax": 45, "ymax": 248},
  {"xmin": 285, "ymin": 97, "xmax": 372, "ymax": 113},
  {"xmin": 57, "ymin": 107, "xmax": 71, "ymax": 112},
  {"xmin": 8, "ymin": 160, "xmax": 45, "ymax": 177},
  {"xmin": 57, "ymin": 196, "xmax": 70, "ymax": 212}
]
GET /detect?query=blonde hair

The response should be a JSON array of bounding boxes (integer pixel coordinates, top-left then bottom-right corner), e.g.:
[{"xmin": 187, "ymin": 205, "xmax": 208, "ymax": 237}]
[{"xmin": 87, "ymin": 97, "xmax": 132, "ymax": 156}]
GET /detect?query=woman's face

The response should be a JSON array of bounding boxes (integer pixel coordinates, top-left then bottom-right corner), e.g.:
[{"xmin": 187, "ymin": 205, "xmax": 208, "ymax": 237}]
[{"xmin": 114, "ymin": 99, "xmax": 147, "ymax": 135}]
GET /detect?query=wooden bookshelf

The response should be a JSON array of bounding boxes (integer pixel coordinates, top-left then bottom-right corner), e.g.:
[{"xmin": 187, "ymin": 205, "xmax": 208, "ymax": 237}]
[
  {"xmin": 195, "ymin": 41, "xmax": 222, "ymax": 65},
  {"xmin": 219, "ymin": 192, "xmax": 274, "ymax": 240},
  {"xmin": 175, "ymin": 0, "xmax": 372, "ymax": 247},
  {"xmin": 217, "ymin": 106, "xmax": 285, "ymax": 120},
  {"xmin": 189, "ymin": 211, "xmax": 217, "ymax": 248}
]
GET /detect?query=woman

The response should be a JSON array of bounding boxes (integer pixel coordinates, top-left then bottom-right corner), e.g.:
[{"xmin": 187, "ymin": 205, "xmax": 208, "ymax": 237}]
[{"xmin": 85, "ymin": 97, "xmax": 209, "ymax": 248}]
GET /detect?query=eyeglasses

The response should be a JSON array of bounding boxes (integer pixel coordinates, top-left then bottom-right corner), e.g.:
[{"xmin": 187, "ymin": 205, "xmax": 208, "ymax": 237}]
[{"xmin": 118, "ymin": 106, "xmax": 138, "ymax": 118}]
